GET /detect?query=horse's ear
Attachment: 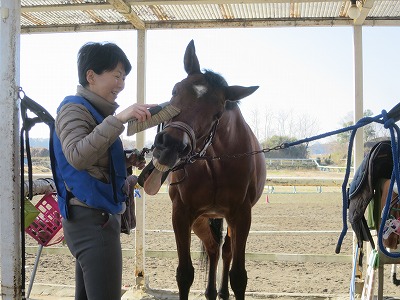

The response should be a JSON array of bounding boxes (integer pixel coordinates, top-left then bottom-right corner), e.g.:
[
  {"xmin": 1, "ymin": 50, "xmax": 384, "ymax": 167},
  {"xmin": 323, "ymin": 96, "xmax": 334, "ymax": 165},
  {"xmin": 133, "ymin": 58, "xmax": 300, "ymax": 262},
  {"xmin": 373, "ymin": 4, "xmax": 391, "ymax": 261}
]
[
  {"xmin": 184, "ymin": 40, "xmax": 201, "ymax": 75},
  {"xmin": 225, "ymin": 85, "xmax": 259, "ymax": 101}
]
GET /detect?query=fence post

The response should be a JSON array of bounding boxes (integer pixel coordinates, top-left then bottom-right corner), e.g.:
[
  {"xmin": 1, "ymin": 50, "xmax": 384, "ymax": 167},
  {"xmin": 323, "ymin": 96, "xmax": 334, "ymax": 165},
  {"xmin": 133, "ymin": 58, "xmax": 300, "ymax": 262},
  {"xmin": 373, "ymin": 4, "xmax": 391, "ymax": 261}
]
[
  {"xmin": 0, "ymin": 1, "xmax": 22, "ymax": 298},
  {"xmin": 135, "ymin": 29, "xmax": 147, "ymax": 288}
]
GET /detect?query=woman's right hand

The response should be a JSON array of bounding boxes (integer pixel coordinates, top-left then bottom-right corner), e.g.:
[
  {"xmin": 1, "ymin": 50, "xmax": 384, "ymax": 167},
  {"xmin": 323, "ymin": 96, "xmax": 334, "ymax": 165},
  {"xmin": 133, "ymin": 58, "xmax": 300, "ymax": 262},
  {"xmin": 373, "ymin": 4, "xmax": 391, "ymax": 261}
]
[{"xmin": 116, "ymin": 103, "xmax": 156, "ymax": 124}]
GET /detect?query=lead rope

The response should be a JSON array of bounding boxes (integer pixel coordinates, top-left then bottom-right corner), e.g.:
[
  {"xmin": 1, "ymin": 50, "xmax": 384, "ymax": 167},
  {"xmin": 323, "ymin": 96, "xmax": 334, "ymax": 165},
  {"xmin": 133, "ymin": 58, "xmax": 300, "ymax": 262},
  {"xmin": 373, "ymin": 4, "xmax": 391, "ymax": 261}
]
[
  {"xmin": 154, "ymin": 104, "xmax": 400, "ymax": 257},
  {"xmin": 335, "ymin": 109, "xmax": 400, "ymax": 259},
  {"xmin": 378, "ymin": 111, "xmax": 400, "ymax": 258}
]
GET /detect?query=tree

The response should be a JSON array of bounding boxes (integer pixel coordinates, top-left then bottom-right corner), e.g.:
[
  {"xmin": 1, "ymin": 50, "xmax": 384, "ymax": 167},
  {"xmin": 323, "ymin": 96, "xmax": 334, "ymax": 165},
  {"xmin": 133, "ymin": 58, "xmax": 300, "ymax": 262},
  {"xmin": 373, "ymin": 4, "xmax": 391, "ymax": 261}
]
[
  {"xmin": 249, "ymin": 108, "xmax": 320, "ymax": 158},
  {"xmin": 363, "ymin": 109, "xmax": 376, "ymax": 142},
  {"xmin": 264, "ymin": 135, "xmax": 308, "ymax": 159},
  {"xmin": 337, "ymin": 109, "xmax": 379, "ymax": 145}
]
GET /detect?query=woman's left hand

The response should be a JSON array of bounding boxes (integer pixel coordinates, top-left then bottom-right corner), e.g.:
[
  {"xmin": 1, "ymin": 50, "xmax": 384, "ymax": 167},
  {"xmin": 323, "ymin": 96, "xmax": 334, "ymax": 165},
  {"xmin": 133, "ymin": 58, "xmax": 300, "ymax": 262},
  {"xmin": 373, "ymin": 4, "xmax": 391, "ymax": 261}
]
[{"xmin": 126, "ymin": 151, "xmax": 146, "ymax": 170}]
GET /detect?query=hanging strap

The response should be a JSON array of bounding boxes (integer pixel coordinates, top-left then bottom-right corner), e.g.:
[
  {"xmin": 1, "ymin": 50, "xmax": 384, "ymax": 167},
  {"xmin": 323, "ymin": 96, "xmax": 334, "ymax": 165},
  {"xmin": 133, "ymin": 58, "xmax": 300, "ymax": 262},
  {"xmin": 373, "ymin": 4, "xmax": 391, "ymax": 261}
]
[{"xmin": 19, "ymin": 89, "xmax": 54, "ymax": 300}]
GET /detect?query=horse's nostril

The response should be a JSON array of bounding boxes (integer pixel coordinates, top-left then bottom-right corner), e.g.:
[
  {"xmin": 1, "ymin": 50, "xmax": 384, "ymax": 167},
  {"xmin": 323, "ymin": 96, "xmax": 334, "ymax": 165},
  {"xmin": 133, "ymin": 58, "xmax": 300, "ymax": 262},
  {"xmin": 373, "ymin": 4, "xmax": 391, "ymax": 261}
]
[{"xmin": 155, "ymin": 132, "xmax": 165, "ymax": 147}]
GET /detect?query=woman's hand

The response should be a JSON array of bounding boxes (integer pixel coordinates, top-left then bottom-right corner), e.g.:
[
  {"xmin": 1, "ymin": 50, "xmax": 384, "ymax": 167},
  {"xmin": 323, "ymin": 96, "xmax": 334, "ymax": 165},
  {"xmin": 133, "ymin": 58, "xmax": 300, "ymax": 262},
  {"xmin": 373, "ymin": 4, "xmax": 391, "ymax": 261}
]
[
  {"xmin": 126, "ymin": 151, "xmax": 147, "ymax": 170},
  {"xmin": 116, "ymin": 103, "xmax": 156, "ymax": 124}
]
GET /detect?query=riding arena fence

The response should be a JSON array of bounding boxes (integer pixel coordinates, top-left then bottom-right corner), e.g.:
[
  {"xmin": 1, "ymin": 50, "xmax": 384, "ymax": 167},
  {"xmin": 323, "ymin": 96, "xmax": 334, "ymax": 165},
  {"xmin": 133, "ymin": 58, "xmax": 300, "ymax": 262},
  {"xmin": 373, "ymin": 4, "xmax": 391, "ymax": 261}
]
[{"xmin": 25, "ymin": 176, "xmax": 352, "ymax": 265}]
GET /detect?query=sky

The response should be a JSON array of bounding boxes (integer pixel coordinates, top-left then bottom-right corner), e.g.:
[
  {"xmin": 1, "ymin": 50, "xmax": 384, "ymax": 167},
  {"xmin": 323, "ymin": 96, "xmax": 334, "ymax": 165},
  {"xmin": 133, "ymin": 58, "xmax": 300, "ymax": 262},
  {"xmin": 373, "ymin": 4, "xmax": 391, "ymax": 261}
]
[{"xmin": 19, "ymin": 26, "xmax": 400, "ymax": 144}]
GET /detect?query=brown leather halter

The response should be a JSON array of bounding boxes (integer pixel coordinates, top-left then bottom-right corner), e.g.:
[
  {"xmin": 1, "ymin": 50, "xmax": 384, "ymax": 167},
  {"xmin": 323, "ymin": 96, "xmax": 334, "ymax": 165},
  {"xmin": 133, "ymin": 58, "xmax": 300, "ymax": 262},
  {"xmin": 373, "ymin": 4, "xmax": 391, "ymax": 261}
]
[{"xmin": 163, "ymin": 118, "xmax": 220, "ymax": 170}]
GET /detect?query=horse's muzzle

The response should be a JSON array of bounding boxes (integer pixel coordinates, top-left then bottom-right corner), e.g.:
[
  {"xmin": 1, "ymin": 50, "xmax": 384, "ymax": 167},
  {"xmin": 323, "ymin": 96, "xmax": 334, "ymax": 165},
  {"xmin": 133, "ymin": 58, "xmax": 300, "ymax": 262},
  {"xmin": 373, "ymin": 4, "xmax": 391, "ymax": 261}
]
[{"xmin": 153, "ymin": 128, "xmax": 192, "ymax": 168}]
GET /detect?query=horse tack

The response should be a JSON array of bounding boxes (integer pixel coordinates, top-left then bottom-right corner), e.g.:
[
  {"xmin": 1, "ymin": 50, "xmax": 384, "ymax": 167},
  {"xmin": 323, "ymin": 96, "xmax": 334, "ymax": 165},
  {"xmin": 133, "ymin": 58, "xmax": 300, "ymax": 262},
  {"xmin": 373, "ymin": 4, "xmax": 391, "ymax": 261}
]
[
  {"xmin": 164, "ymin": 121, "xmax": 197, "ymax": 154},
  {"xmin": 164, "ymin": 118, "xmax": 220, "ymax": 185},
  {"xmin": 167, "ymin": 118, "xmax": 220, "ymax": 169}
]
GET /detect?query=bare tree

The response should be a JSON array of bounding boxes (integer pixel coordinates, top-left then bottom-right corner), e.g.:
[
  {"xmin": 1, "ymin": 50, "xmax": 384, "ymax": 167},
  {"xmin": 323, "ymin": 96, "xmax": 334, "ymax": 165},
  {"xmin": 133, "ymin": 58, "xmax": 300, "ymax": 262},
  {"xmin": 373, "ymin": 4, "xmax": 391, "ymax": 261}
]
[
  {"xmin": 275, "ymin": 110, "xmax": 295, "ymax": 137},
  {"xmin": 261, "ymin": 107, "xmax": 274, "ymax": 142},
  {"xmin": 249, "ymin": 108, "xmax": 260, "ymax": 139},
  {"xmin": 295, "ymin": 113, "xmax": 320, "ymax": 140}
]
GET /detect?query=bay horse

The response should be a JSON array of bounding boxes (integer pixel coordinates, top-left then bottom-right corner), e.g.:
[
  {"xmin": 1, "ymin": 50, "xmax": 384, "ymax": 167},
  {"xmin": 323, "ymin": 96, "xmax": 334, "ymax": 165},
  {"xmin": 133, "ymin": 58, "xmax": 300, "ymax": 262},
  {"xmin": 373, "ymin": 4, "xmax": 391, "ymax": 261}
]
[{"xmin": 141, "ymin": 40, "xmax": 266, "ymax": 300}]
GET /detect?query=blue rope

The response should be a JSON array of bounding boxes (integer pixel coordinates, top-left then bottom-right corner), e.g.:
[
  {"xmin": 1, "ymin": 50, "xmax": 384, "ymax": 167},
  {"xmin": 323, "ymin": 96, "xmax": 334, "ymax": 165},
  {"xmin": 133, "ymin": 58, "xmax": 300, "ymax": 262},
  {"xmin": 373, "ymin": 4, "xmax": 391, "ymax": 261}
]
[
  {"xmin": 279, "ymin": 108, "xmax": 400, "ymax": 258},
  {"xmin": 336, "ymin": 123, "xmax": 358, "ymax": 254},
  {"xmin": 327, "ymin": 109, "xmax": 400, "ymax": 259},
  {"xmin": 282, "ymin": 115, "xmax": 382, "ymax": 149},
  {"xmin": 377, "ymin": 112, "xmax": 400, "ymax": 258}
]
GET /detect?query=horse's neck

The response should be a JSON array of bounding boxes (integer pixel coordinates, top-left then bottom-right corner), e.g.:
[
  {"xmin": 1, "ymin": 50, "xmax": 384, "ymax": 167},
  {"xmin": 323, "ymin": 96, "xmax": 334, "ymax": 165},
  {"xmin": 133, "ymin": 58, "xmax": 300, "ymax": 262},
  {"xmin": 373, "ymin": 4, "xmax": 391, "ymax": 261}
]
[{"xmin": 214, "ymin": 108, "xmax": 252, "ymax": 150}]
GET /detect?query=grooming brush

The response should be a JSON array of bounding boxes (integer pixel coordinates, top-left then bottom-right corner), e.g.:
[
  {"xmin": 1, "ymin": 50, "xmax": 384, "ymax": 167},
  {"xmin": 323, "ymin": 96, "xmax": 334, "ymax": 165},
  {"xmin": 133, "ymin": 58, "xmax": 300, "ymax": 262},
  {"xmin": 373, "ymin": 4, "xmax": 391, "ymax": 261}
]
[{"xmin": 127, "ymin": 102, "xmax": 180, "ymax": 136}]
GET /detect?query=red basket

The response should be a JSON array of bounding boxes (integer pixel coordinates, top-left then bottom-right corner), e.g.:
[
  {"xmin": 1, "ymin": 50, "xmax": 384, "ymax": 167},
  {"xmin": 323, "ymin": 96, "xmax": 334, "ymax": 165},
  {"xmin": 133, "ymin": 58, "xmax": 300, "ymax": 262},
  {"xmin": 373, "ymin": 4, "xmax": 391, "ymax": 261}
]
[{"xmin": 25, "ymin": 193, "xmax": 64, "ymax": 246}]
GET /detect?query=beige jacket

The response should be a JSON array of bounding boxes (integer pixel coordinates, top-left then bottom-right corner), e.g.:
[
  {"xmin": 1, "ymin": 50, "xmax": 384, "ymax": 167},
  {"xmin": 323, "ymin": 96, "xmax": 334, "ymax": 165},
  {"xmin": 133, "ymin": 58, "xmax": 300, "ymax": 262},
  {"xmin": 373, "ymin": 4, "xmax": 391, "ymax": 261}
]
[{"xmin": 55, "ymin": 85, "xmax": 125, "ymax": 184}]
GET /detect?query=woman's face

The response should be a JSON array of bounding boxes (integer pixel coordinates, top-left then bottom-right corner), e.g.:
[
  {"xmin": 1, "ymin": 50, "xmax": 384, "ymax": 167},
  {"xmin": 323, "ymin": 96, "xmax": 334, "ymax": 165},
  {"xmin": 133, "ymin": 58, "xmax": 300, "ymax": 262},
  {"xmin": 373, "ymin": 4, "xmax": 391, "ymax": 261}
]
[{"xmin": 86, "ymin": 62, "xmax": 126, "ymax": 103}]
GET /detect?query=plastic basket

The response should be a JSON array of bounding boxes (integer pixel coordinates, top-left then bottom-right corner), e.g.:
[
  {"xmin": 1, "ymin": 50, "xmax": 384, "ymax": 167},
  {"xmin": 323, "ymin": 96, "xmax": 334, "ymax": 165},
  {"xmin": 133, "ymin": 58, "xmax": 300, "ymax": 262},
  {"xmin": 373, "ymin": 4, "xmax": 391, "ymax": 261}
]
[{"xmin": 25, "ymin": 192, "xmax": 64, "ymax": 246}]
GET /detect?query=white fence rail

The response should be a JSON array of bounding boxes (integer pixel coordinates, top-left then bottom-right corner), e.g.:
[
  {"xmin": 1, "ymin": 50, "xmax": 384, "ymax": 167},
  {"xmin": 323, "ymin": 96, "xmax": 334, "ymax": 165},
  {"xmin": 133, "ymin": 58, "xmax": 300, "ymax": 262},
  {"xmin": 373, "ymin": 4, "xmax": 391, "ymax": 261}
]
[{"xmin": 25, "ymin": 176, "xmax": 352, "ymax": 265}]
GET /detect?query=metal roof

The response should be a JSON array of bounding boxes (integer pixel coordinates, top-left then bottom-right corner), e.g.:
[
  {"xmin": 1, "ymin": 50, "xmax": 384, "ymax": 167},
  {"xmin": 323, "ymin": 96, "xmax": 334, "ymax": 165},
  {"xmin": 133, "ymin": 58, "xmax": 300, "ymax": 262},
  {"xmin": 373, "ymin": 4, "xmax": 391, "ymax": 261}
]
[{"xmin": 20, "ymin": 0, "xmax": 400, "ymax": 34}]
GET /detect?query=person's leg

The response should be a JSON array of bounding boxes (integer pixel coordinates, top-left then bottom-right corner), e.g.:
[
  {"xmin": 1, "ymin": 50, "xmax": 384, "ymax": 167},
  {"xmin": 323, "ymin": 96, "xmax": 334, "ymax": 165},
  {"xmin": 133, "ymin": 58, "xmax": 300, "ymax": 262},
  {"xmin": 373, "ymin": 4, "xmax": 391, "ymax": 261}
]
[
  {"xmin": 62, "ymin": 206, "xmax": 122, "ymax": 300},
  {"xmin": 75, "ymin": 260, "xmax": 88, "ymax": 300},
  {"xmin": 80, "ymin": 212, "xmax": 122, "ymax": 299}
]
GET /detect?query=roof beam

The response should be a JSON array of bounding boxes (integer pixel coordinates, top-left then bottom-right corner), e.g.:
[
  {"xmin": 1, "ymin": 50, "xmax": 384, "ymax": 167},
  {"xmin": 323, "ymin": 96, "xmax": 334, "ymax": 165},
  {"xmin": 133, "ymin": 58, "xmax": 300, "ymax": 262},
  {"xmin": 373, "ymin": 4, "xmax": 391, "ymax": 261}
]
[
  {"xmin": 107, "ymin": 0, "xmax": 145, "ymax": 29},
  {"xmin": 128, "ymin": 0, "xmax": 342, "ymax": 4},
  {"xmin": 354, "ymin": 0, "xmax": 375, "ymax": 25},
  {"xmin": 21, "ymin": 18, "xmax": 355, "ymax": 34},
  {"xmin": 20, "ymin": 17, "xmax": 400, "ymax": 34}
]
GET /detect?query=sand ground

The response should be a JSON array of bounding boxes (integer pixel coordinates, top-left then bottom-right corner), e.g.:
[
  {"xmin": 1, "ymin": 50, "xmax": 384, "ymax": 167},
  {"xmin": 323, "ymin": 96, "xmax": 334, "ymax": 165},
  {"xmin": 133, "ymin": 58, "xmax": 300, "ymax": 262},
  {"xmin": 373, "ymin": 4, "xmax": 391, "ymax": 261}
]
[{"xmin": 25, "ymin": 171, "xmax": 400, "ymax": 299}]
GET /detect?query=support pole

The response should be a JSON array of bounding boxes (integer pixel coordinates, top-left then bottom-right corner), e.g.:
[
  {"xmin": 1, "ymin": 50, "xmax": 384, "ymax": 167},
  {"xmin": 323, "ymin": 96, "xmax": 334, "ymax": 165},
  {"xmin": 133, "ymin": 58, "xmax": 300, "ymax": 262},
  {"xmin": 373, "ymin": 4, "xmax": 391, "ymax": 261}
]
[
  {"xmin": 353, "ymin": 26, "xmax": 364, "ymax": 171},
  {"xmin": 135, "ymin": 29, "xmax": 147, "ymax": 288},
  {"xmin": 0, "ymin": 0, "xmax": 22, "ymax": 299},
  {"xmin": 353, "ymin": 24, "xmax": 365, "ymax": 295}
]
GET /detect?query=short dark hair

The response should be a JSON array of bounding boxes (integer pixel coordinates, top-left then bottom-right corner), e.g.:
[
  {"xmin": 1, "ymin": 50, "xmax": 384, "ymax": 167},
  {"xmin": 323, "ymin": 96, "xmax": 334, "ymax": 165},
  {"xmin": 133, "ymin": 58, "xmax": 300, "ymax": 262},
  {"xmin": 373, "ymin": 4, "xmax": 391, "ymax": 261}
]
[{"xmin": 77, "ymin": 42, "xmax": 132, "ymax": 87}]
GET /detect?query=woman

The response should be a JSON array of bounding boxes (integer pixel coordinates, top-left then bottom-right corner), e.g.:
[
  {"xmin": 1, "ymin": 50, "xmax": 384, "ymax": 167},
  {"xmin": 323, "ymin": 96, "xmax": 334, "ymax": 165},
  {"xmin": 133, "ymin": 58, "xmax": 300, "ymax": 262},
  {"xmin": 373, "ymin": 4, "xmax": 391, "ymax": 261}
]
[{"xmin": 51, "ymin": 42, "xmax": 153, "ymax": 300}]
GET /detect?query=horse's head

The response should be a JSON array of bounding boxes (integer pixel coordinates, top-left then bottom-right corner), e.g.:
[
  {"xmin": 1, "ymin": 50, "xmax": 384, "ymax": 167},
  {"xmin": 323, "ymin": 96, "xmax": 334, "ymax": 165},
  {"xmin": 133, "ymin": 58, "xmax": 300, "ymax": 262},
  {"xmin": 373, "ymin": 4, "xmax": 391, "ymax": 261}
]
[{"xmin": 141, "ymin": 40, "xmax": 258, "ymax": 195}]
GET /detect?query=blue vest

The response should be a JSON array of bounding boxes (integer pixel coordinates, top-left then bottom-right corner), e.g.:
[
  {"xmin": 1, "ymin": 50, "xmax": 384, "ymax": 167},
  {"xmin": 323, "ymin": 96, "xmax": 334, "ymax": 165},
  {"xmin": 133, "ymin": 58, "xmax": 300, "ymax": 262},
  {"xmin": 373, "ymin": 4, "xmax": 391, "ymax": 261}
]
[{"xmin": 50, "ymin": 96, "xmax": 127, "ymax": 219}]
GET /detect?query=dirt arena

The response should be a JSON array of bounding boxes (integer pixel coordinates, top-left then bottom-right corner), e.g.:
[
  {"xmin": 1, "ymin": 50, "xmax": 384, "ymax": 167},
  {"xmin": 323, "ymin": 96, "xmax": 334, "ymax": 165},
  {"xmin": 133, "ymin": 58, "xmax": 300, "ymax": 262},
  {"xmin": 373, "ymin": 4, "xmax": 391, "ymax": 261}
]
[{"xmin": 25, "ymin": 171, "xmax": 400, "ymax": 299}]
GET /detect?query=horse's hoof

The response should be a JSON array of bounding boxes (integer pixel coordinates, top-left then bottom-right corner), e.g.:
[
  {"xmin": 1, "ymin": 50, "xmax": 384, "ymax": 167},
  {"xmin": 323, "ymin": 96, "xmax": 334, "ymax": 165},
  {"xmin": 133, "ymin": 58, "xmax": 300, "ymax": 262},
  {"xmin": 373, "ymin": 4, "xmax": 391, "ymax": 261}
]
[{"xmin": 217, "ymin": 291, "xmax": 229, "ymax": 300}]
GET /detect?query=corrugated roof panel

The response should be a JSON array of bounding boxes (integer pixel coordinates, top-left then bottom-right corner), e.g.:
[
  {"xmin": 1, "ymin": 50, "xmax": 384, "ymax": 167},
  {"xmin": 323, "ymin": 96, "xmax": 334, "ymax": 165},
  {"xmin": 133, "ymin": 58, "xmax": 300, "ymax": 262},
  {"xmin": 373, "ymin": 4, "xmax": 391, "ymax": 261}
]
[
  {"xmin": 24, "ymin": 11, "xmax": 93, "ymax": 25},
  {"xmin": 21, "ymin": 9, "xmax": 124, "ymax": 26},
  {"xmin": 131, "ymin": 5, "xmax": 157, "ymax": 21},
  {"xmin": 253, "ymin": 3, "xmax": 266, "ymax": 18},
  {"xmin": 171, "ymin": 5, "xmax": 189, "ymax": 20},
  {"xmin": 157, "ymin": 4, "xmax": 223, "ymax": 21},
  {"xmin": 19, "ymin": 1, "xmax": 400, "ymax": 32},
  {"xmin": 22, "ymin": 0, "xmax": 106, "ymax": 5},
  {"xmin": 370, "ymin": 0, "xmax": 400, "ymax": 18},
  {"xmin": 191, "ymin": 4, "xmax": 222, "ymax": 20},
  {"xmin": 94, "ymin": 9, "xmax": 127, "ymax": 22},
  {"xmin": 22, "ymin": 0, "xmax": 66, "ymax": 5}
]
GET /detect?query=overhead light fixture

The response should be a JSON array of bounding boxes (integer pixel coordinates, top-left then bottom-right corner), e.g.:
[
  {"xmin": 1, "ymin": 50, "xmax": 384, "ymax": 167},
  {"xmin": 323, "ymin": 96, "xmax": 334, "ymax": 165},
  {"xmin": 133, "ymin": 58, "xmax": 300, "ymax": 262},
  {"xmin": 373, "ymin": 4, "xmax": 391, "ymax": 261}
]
[{"xmin": 348, "ymin": 0, "xmax": 361, "ymax": 20}]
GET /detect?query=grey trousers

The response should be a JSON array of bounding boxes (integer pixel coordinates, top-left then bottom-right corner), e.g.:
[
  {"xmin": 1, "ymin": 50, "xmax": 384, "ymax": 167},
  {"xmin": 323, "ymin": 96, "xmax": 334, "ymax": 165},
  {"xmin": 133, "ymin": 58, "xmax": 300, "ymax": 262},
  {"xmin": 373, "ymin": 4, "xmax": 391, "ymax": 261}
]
[{"xmin": 62, "ymin": 205, "xmax": 122, "ymax": 300}]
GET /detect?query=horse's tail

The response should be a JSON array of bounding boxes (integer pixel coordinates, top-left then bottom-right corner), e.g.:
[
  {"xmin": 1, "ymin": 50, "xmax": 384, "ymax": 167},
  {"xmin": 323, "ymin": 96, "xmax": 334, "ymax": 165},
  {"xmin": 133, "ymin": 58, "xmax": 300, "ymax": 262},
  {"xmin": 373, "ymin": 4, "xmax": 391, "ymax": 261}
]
[
  {"xmin": 209, "ymin": 218, "xmax": 224, "ymax": 244},
  {"xmin": 200, "ymin": 218, "xmax": 224, "ymax": 269}
]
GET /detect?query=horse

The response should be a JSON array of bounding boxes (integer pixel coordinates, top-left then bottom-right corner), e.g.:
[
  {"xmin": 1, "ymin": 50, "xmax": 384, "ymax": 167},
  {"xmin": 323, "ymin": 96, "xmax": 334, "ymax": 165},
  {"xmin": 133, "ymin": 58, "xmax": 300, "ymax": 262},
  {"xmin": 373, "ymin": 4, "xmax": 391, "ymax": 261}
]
[{"xmin": 140, "ymin": 40, "xmax": 266, "ymax": 300}]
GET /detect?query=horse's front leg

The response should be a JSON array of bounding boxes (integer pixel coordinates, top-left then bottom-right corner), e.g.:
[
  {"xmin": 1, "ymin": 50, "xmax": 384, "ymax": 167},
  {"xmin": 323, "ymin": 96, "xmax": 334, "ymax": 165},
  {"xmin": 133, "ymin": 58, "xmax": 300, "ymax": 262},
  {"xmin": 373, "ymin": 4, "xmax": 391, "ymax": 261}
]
[
  {"xmin": 172, "ymin": 203, "xmax": 194, "ymax": 300},
  {"xmin": 227, "ymin": 204, "xmax": 252, "ymax": 300}
]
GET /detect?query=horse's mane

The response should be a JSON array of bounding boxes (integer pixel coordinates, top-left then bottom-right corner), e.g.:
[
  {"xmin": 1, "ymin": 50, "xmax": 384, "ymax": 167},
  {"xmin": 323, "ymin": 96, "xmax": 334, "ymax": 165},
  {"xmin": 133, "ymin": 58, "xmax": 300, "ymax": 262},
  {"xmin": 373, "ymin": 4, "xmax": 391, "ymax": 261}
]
[{"xmin": 203, "ymin": 69, "xmax": 239, "ymax": 110}]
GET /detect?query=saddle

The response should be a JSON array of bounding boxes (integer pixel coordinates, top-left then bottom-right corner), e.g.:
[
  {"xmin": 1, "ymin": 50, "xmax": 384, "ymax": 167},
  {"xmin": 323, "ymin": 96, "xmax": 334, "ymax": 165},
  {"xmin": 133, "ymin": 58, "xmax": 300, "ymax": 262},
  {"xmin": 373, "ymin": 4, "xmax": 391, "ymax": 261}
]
[{"xmin": 348, "ymin": 140, "xmax": 393, "ymax": 249}]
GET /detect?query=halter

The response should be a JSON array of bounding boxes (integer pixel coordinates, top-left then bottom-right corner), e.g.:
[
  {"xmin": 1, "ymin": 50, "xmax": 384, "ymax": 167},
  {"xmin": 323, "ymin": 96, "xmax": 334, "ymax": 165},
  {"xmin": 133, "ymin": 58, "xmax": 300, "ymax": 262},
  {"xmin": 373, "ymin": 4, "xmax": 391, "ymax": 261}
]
[{"xmin": 163, "ymin": 118, "xmax": 220, "ymax": 170}]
